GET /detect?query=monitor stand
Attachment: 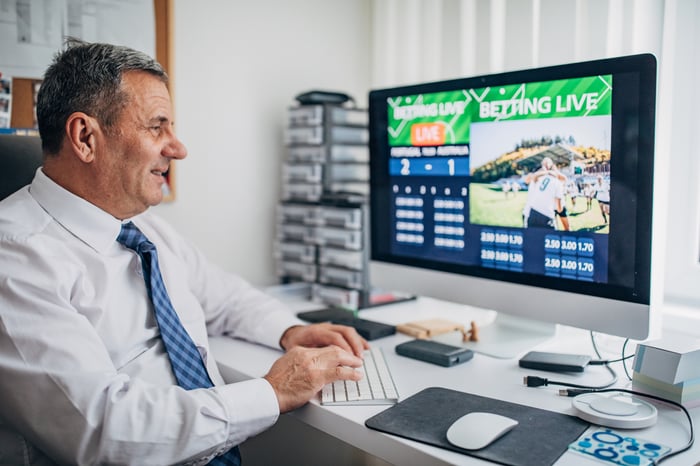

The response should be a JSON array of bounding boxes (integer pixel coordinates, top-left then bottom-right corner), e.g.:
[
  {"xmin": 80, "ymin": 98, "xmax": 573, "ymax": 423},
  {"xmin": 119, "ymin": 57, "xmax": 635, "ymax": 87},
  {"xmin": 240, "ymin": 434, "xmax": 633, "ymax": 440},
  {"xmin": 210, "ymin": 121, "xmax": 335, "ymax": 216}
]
[{"xmin": 433, "ymin": 314, "xmax": 556, "ymax": 359}]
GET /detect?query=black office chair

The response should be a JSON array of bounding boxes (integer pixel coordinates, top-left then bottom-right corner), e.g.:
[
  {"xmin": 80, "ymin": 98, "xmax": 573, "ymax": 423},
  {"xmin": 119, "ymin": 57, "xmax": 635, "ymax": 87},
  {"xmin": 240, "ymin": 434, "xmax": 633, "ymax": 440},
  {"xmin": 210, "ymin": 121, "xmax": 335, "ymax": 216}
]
[{"xmin": 0, "ymin": 134, "xmax": 44, "ymax": 201}]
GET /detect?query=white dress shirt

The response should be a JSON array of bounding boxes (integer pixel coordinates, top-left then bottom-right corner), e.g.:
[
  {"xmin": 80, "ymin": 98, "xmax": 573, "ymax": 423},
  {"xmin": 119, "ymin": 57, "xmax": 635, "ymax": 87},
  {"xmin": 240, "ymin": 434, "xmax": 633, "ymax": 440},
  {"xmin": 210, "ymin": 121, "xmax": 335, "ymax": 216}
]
[{"xmin": 0, "ymin": 169, "xmax": 305, "ymax": 465}]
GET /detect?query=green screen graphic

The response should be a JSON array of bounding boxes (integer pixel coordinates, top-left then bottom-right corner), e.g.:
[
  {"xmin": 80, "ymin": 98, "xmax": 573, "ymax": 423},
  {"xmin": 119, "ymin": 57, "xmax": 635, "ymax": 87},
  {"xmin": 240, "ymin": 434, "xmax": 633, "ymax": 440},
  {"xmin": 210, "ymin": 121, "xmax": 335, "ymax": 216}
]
[{"xmin": 387, "ymin": 75, "xmax": 612, "ymax": 147}]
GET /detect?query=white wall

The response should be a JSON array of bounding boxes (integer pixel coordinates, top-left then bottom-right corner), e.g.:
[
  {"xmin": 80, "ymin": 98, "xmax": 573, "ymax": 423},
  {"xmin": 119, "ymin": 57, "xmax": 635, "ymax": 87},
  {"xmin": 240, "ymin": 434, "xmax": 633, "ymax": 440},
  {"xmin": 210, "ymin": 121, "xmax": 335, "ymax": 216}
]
[
  {"xmin": 155, "ymin": 0, "xmax": 371, "ymax": 286},
  {"xmin": 658, "ymin": 0, "xmax": 700, "ymax": 306}
]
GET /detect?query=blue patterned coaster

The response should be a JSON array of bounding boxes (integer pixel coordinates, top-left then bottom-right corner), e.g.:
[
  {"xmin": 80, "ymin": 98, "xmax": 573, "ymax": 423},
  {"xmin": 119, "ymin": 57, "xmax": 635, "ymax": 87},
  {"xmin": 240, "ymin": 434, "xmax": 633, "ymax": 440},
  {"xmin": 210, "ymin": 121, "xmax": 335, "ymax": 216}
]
[{"xmin": 569, "ymin": 428, "xmax": 671, "ymax": 466}]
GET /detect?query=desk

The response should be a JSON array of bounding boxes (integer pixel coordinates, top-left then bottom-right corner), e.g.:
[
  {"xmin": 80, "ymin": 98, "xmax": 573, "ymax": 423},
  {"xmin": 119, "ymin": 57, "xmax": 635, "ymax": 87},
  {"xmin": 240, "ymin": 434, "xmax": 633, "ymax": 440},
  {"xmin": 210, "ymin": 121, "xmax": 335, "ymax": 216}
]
[{"xmin": 211, "ymin": 297, "xmax": 698, "ymax": 465}]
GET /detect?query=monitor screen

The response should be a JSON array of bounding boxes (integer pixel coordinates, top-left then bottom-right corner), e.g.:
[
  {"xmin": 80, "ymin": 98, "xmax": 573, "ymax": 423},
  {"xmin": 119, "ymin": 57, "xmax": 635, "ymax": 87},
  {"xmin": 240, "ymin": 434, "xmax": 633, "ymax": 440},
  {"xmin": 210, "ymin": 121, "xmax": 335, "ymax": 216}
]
[{"xmin": 369, "ymin": 54, "xmax": 658, "ymax": 357}]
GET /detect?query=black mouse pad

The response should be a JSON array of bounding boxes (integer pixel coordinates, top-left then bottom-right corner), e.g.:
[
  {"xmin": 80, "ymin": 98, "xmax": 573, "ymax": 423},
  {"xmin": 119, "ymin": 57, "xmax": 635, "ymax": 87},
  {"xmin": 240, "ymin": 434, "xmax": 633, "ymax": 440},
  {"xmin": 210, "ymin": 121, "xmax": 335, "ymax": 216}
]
[{"xmin": 365, "ymin": 387, "xmax": 589, "ymax": 466}]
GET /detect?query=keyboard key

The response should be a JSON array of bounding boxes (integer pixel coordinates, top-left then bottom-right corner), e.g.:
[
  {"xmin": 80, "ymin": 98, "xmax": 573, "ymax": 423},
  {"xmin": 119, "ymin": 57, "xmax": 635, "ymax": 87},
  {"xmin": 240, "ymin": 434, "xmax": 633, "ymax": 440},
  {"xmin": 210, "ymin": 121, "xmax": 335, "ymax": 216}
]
[
  {"xmin": 322, "ymin": 383, "xmax": 334, "ymax": 403},
  {"xmin": 321, "ymin": 347, "xmax": 399, "ymax": 406}
]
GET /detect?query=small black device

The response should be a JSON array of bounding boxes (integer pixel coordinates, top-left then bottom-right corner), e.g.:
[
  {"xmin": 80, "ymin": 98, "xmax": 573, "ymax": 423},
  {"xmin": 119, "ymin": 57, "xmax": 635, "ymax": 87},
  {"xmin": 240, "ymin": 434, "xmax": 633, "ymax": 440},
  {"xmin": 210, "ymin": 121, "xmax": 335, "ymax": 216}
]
[
  {"xmin": 518, "ymin": 351, "xmax": 591, "ymax": 373},
  {"xmin": 296, "ymin": 308, "xmax": 396, "ymax": 341},
  {"xmin": 297, "ymin": 307, "xmax": 356, "ymax": 323},
  {"xmin": 295, "ymin": 90, "xmax": 352, "ymax": 106},
  {"xmin": 395, "ymin": 339, "xmax": 474, "ymax": 367},
  {"xmin": 334, "ymin": 317, "xmax": 396, "ymax": 341}
]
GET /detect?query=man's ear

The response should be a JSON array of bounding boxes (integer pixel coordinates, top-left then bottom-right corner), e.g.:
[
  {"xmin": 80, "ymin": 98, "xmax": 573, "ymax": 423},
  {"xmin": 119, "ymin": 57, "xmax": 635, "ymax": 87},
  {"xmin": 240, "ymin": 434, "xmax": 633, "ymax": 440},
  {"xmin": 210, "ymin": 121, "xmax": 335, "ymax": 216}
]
[{"xmin": 66, "ymin": 112, "xmax": 99, "ymax": 163}]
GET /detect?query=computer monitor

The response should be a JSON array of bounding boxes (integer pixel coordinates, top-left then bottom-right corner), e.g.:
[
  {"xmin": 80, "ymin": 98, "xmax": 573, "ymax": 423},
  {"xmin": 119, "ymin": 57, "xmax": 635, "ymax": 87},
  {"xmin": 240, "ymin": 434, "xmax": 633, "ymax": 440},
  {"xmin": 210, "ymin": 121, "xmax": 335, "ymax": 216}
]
[{"xmin": 368, "ymin": 54, "xmax": 659, "ymax": 358}]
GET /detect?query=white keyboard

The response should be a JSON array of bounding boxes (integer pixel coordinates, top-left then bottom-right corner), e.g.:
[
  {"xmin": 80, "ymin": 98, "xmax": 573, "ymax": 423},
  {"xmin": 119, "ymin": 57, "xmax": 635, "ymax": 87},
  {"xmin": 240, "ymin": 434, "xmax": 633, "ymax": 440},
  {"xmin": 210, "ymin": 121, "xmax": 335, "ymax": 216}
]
[{"xmin": 321, "ymin": 347, "xmax": 399, "ymax": 405}]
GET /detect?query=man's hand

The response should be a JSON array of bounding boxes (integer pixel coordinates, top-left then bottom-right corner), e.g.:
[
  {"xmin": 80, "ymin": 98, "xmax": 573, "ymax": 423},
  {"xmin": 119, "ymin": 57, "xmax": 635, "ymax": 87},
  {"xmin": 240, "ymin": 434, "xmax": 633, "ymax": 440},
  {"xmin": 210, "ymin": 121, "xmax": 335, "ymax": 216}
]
[
  {"xmin": 264, "ymin": 345, "xmax": 363, "ymax": 412},
  {"xmin": 280, "ymin": 322, "xmax": 369, "ymax": 357}
]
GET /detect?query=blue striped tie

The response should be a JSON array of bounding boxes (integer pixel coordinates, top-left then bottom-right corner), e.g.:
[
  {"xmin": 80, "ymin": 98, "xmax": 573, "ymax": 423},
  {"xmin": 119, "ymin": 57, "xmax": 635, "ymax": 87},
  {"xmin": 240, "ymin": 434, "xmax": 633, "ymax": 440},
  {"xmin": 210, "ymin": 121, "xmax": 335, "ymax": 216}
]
[{"xmin": 118, "ymin": 221, "xmax": 241, "ymax": 466}]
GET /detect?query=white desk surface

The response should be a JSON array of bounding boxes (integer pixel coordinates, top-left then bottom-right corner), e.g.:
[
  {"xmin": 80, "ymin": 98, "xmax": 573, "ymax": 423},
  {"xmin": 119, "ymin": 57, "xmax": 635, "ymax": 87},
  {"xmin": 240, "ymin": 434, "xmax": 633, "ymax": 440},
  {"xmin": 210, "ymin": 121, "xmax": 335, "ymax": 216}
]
[{"xmin": 210, "ymin": 296, "xmax": 698, "ymax": 466}]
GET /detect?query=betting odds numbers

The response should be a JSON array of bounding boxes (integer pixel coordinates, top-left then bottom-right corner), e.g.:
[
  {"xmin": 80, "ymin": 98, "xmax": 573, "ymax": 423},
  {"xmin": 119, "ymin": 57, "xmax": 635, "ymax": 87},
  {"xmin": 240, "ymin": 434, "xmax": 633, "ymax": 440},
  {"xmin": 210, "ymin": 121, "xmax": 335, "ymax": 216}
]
[
  {"xmin": 392, "ymin": 180, "xmax": 599, "ymax": 281},
  {"xmin": 543, "ymin": 235, "xmax": 595, "ymax": 279}
]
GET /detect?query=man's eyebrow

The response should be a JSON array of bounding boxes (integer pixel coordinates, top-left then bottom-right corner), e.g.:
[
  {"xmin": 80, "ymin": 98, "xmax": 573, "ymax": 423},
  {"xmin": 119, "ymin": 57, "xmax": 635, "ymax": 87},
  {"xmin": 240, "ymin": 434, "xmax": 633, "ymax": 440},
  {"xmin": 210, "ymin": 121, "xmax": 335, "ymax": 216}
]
[{"xmin": 147, "ymin": 115, "xmax": 171, "ymax": 125}]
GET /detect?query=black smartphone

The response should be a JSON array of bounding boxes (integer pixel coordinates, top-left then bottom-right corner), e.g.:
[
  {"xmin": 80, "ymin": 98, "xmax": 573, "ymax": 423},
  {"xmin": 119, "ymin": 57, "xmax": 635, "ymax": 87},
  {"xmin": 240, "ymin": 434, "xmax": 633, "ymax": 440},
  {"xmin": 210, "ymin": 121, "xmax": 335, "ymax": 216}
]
[
  {"xmin": 296, "ymin": 308, "xmax": 396, "ymax": 341},
  {"xmin": 297, "ymin": 307, "xmax": 355, "ymax": 323},
  {"xmin": 518, "ymin": 351, "xmax": 591, "ymax": 372},
  {"xmin": 395, "ymin": 339, "xmax": 474, "ymax": 367}
]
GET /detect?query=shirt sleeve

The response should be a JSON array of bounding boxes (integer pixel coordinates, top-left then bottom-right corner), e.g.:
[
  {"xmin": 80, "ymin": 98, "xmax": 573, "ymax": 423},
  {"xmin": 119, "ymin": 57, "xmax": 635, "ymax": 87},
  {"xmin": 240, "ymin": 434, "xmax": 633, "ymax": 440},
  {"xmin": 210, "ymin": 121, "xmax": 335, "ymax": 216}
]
[{"xmin": 0, "ymin": 233, "xmax": 279, "ymax": 465}]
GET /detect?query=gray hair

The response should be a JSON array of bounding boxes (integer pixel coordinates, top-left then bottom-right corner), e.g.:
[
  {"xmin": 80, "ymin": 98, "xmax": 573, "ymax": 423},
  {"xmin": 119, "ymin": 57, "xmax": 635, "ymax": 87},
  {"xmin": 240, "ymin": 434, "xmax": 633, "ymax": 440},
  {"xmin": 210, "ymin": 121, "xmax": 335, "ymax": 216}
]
[{"xmin": 37, "ymin": 38, "xmax": 168, "ymax": 154}]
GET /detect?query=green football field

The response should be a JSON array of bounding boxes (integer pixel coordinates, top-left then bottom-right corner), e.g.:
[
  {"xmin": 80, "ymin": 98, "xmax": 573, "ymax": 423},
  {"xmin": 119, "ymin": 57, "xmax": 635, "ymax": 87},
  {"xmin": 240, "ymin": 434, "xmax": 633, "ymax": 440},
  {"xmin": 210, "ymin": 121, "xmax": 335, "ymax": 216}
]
[{"xmin": 468, "ymin": 183, "xmax": 610, "ymax": 233}]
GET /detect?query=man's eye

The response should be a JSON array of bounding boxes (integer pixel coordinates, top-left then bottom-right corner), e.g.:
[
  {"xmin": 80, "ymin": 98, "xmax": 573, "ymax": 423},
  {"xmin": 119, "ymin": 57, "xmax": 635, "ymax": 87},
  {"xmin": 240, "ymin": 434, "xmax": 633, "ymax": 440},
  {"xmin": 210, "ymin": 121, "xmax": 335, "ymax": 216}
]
[{"xmin": 150, "ymin": 126, "xmax": 163, "ymax": 134}]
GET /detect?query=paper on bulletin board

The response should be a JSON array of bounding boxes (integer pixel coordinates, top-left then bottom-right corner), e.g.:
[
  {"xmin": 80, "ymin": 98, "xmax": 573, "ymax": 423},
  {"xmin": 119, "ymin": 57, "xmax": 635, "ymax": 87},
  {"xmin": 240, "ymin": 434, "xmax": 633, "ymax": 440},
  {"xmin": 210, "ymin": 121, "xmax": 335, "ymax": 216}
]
[
  {"xmin": 0, "ymin": 0, "xmax": 155, "ymax": 80},
  {"xmin": 0, "ymin": 76, "xmax": 11, "ymax": 128}
]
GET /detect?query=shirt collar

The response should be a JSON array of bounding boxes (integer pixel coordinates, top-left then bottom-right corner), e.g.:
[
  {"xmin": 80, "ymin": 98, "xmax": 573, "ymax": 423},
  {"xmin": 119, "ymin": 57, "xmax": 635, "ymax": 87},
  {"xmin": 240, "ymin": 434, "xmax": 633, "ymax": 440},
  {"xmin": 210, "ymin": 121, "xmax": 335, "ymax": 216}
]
[{"xmin": 29, "ymin": 168, "xmax": 125, "ymax": 253}]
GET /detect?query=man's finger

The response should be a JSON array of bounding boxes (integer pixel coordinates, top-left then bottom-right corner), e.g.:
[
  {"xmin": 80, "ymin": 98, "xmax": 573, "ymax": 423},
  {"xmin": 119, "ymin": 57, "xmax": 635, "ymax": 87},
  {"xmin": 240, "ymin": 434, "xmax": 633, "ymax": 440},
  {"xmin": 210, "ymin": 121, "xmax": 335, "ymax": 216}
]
[
  {"xmin": 334, "ymin": 365, "xmax": 364, "ymax": 382},
  {"xmin": 327, "ymin": 324, "xmax": 369, "ymax": 357},
  {"xmin": 316, "ymin": 345, "xmax": 363, "ymax": 368}
]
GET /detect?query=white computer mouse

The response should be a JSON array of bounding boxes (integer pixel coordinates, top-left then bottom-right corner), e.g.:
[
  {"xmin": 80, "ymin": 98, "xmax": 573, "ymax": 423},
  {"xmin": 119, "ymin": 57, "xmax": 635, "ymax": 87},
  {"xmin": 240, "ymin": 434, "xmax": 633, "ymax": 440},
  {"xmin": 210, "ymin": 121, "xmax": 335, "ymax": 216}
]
[{"xmin": 445, "ymin": 411, "xmax": 519, "ymax": 450}]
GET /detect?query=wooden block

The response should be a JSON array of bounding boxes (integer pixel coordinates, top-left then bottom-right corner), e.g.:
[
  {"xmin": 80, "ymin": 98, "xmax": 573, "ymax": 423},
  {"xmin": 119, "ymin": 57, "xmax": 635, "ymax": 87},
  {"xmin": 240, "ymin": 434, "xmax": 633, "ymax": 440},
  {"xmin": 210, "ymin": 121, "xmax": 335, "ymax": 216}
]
[{"xmin": 396, "ymin": 318, "xmax": 480, "ymax": 342}]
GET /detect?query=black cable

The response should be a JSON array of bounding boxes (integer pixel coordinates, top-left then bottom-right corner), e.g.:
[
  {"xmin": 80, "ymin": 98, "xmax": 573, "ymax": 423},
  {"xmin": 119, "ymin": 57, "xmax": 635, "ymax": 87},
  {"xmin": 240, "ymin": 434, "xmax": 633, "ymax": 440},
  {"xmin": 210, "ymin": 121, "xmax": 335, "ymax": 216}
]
[
  {"xmin": 594, "ymin": 354, "xmax": 635, "ymax": 364},
  {"xmin": 590, "ymin": 331, "xmax": 603, "ymax": 359},
  {"xmin": 588, "ymin": 354, "xmax": 635, "ymax": 365},
  {"xmin": 558, "ymin": 388, "xmax": 694, "ymax": 465},
  {"xmin": 588, "ymin": 331, "xmax": 635, "ymax": 377},
  {"xmin": 523, "ymin": 362, "xmax": 618, "ymax": 390},
  {"xmin": 621, "ymin": 337, "xmax": 633, "ymax": 380}
]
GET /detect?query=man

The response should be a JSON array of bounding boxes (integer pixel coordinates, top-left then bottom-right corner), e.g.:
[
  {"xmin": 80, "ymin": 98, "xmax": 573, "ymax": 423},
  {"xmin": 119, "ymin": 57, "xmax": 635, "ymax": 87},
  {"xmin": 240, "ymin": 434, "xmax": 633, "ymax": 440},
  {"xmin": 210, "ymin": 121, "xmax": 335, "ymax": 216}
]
[
  {"xmin": 522, "ymin": 157, "xmax": 570, "ymax": 230},
  {"xmin": 501, "ymin": 179, "xmax": 511, "ymax": 198},
  {"xmin": 594, "ymin": 174, "xmax": 611, "ymax": 224},
  {"xmin": 565, "ymin": 177, "xmax": 580, "ymax": 211},
  {"xmin": 0, "ymin": 40, "xmax": 367, "ymax": 465},
  {"xmin": 583, "ymin": 180, "xmax": 595, "ymax": 211}
]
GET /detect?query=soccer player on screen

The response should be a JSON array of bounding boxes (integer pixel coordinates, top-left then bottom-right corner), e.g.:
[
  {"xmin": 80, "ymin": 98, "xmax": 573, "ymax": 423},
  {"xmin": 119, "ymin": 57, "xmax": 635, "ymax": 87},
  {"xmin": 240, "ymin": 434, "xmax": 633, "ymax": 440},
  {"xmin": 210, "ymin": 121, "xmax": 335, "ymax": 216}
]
[
  {"xmin": 523, "ymin": 157, "xmax": 570, "ymax": 231},
  {"xmin": 594, "ymin": 175, "xmax": 611, "ymax": 224}
]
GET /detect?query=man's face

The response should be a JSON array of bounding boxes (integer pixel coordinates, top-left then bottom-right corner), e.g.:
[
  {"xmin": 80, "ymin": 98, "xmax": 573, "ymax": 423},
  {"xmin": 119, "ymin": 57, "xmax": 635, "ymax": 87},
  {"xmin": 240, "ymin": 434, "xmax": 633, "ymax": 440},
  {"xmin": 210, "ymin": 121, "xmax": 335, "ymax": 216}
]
[{"xmin": 96, "ymin": 71, "xmax": 187, "ymax": 219}]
